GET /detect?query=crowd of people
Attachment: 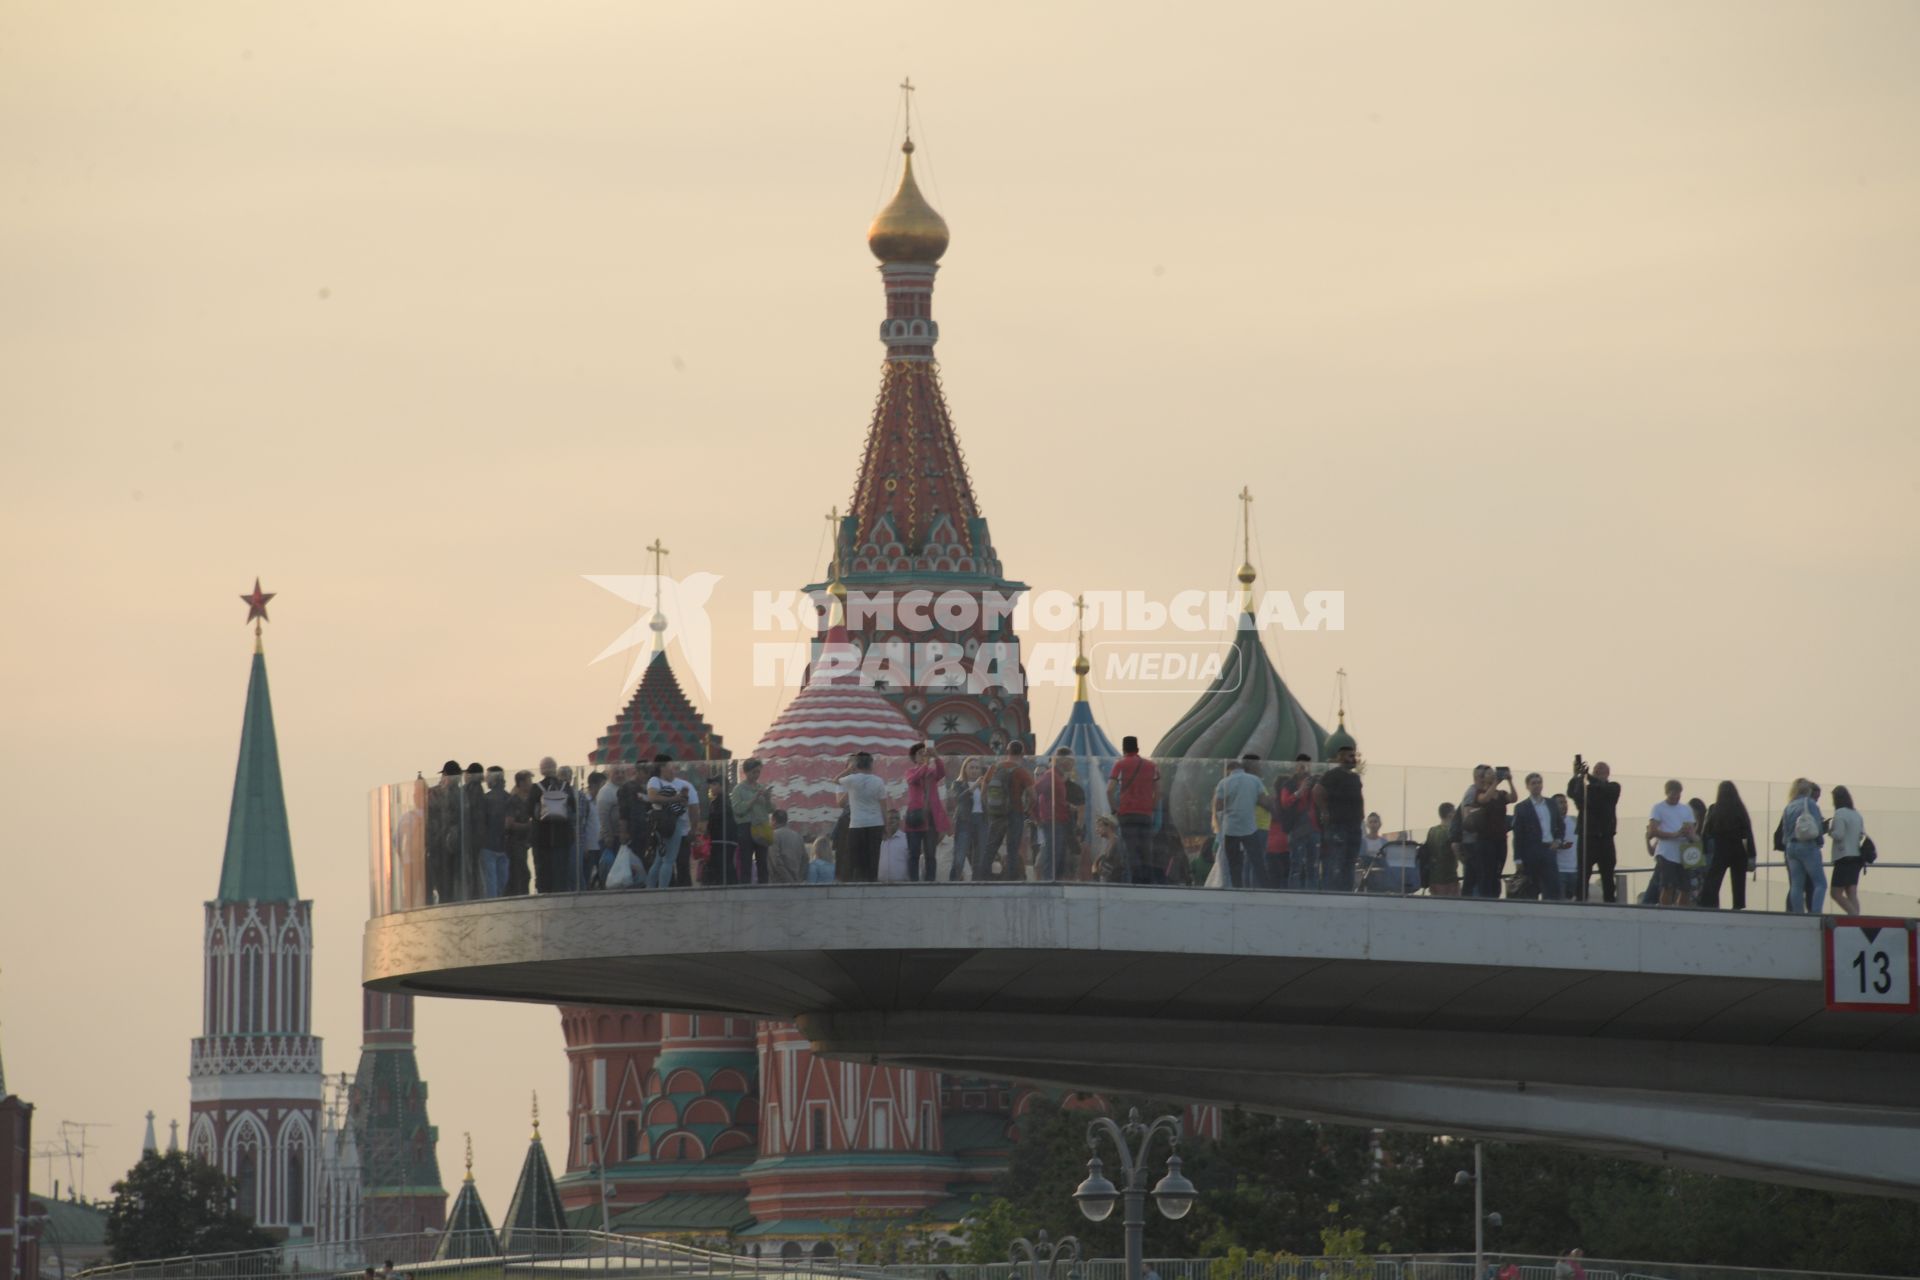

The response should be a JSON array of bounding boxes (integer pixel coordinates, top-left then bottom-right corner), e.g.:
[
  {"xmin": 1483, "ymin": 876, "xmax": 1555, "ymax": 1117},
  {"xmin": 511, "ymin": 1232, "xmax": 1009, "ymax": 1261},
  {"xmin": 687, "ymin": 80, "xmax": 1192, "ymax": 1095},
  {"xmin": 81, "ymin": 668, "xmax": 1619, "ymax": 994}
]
[
  {"xmin": 1408, "ymin": 759, "xmax": 1879, "ymax": 913},
  {"xmin": 414, "ymin": 744, "xmax": 1879, "ymax": 916}
]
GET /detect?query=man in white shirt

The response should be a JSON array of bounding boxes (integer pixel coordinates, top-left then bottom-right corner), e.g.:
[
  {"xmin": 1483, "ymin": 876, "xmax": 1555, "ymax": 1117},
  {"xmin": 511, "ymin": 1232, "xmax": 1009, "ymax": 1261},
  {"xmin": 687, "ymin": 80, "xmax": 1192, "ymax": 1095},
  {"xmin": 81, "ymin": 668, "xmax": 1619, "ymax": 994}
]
[
  {"xmin": 645, "ymin": 756, "xmax": 700, "ymax": 889},
  {"xmin": 1552, "ymin": 795, "xmax": 1579, "ymax": 899},
  {"xmin": 877, "ymin": 809, "xmax": 911, "ymax": 882},
  {"xmin": 1646, "ymin": 779, "xmax": 1696, "ymax": 907},
  {"xmin": 1211, "ymin": 756, "xmax": 1267, "ymax": 888},
  {"xmin": 839, "ymin": 752, "xmax": 890, "ymax": 883}
]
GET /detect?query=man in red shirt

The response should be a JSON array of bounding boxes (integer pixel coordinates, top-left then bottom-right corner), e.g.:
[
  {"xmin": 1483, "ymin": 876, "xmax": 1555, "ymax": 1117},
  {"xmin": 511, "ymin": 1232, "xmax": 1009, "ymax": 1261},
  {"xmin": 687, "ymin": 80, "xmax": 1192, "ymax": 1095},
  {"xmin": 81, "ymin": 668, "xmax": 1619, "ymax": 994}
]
[
  {"xmin": 1106, "ymin": 736, "xmax": 1162, "ymax": 884},
  {"xmin": 1275, "ymin": 754, "xmax": 1319, "ymax": 889},
  {"xmin": 1034, "ymin": 747, "xmax": 1084, "ymax": 881}
]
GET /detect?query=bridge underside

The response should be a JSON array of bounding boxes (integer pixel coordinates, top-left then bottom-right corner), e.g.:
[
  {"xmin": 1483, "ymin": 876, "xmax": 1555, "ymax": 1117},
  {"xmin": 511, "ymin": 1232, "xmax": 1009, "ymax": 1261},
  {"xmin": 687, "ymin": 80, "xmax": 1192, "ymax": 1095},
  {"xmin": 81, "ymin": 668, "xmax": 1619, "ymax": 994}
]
[
  {"xmin": 804, "ymin": 1009, "xmax": 1920, "ymax": 1199},
  {"xmin": 363, "ymin": 885, "xmax": 1920, "ymax": 1199}
]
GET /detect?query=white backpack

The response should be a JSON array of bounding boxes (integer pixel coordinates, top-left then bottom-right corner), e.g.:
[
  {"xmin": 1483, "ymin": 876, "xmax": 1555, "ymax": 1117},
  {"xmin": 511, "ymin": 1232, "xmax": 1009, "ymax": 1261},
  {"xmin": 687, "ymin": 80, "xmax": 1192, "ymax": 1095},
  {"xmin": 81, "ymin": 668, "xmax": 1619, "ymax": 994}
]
[
  {"xmin": 1790, "ymin": 799, "xmax": 1821, "ymax": 844},
  {"xmin": 539, "ymin": 784, "xmax": 572, "ymax": 823}
]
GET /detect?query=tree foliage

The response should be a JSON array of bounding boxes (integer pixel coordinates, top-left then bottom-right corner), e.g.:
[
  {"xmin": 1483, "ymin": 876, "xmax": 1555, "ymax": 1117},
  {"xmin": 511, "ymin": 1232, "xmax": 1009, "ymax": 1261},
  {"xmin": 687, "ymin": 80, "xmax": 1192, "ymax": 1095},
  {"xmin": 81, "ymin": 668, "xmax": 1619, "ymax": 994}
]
[
  {"xmin": 965, "ymin": 1098, "xmax": 1920, "ymax": 1274},
  {"xmin": 105, "ymin": 1152, "xmax": 276, "ymax": 1263}
]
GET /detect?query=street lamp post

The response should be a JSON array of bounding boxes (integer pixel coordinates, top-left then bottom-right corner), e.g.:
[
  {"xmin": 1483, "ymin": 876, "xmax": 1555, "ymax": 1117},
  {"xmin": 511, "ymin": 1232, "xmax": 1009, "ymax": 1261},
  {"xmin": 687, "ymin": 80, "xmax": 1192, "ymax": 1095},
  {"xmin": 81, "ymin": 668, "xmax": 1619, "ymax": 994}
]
[
  {"xmin": 1072, "ymin": 1109, "xmax": 1196, "ymax": 1280},
  {"xmin": 1453, "ymin": 1143, "xmax": 1499, "ymax": 1280},
  {"xmin": 1472, "ymin": 1142, "xmax": 1483, "ymax": 1280},
  {"xmin": 1009, "ymin": 1229, "xmax": 1081, "ymax": 1280},
  {"xmin": 588, "ymin": 1107, "xmax": 614, "ymax": 1260}
]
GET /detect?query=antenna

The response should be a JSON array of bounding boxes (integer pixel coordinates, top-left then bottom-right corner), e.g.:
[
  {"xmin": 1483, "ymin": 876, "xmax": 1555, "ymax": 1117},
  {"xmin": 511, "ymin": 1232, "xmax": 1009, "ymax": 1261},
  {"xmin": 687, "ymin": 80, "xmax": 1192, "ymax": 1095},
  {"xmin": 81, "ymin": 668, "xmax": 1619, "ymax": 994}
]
[{"xmin": 49, "ymin": 1120, "xmax": 111, "ymax": 1201}]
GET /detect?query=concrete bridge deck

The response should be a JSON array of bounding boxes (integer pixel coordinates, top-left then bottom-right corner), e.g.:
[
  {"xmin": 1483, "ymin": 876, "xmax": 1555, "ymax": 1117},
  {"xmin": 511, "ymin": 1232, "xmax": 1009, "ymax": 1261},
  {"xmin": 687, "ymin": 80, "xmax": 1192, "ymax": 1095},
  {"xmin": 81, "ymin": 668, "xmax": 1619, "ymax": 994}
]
[{"xmin": 363, "ymin": 885, "xmax": 1920, "ymax": 1198}]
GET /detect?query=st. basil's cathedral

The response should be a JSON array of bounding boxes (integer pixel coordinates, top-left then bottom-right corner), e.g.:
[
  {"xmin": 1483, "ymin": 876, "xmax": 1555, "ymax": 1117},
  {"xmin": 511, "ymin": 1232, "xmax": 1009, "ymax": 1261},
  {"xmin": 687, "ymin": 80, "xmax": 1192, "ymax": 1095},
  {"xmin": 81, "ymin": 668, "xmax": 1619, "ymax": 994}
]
[
  {"xmin": 556, "ymin": 130, "xmax": 1341, "ymax": 1249},
  {"xmin": 178, "ymin": 108, "xmax": 1342, "ymax": 1254}
]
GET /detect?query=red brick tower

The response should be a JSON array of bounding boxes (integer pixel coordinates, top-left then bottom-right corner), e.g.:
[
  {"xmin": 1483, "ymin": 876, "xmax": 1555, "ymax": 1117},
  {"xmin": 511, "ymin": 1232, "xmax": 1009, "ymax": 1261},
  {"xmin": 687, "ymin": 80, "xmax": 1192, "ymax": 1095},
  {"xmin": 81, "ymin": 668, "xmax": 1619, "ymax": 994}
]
[{"xmin": 345, "ymin": 991, "xmax": 446, "ymax": 1234}]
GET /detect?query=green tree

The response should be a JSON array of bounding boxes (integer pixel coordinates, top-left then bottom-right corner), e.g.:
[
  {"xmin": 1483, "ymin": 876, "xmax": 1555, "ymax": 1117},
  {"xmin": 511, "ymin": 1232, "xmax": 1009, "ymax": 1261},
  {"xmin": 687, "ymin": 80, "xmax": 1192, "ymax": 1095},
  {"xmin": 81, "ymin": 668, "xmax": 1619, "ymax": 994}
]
[
  {"xmin": 105, "ymin": 1152, "xmax": 276, "ymax": 1262},
  {"xmin": 959, "ymin": 1195, "xmax": 1049, "ymax": 1264},
  {"xmin": 972, "ymin": 1100, "xmax": 1920, "ymax": 1275}
]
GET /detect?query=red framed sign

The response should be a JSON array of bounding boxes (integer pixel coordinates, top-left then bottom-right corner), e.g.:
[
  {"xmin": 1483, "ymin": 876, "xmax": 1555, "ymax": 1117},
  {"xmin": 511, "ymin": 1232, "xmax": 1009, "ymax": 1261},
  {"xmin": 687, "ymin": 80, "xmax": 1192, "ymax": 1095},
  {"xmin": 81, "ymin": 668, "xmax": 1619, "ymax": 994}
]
[{"xmin": 1823, "ymin": 917, "xmax": 1919, "ymax": 1013}]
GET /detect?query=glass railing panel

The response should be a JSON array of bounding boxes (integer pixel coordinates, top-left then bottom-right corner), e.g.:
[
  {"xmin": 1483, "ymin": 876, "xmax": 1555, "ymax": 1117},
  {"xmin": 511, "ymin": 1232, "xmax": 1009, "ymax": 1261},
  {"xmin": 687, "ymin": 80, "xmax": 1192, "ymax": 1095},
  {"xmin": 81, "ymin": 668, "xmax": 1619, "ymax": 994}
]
[{"xmin": 365, "ymin": 755, "xmax": 1917, "ymax": 918}]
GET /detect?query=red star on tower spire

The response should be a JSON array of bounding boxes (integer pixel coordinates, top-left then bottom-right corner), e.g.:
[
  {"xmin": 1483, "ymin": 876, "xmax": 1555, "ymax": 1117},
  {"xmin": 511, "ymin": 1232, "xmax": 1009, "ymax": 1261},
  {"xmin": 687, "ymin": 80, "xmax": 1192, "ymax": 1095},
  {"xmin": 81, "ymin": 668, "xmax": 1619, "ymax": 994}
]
[{"xmin": 240, "ymin": 578, "xmax": 275, "ymax": 649}]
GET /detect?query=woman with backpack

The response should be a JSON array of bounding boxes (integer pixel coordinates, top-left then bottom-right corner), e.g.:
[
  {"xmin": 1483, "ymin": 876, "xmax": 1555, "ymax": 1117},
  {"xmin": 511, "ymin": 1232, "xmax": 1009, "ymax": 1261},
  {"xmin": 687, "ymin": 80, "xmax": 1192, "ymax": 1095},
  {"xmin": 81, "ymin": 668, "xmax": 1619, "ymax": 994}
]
[
  {"xmin": 1699, "ymin": 781, "xmax": 1757, "ymax": 910},
  {"xmin": 1827, "ymin": 785, "xmax": 1867, "ymax": 917},
  {"xmin": 1781, "ymin": 778, "xmax": 1827, "ymax": 915}
]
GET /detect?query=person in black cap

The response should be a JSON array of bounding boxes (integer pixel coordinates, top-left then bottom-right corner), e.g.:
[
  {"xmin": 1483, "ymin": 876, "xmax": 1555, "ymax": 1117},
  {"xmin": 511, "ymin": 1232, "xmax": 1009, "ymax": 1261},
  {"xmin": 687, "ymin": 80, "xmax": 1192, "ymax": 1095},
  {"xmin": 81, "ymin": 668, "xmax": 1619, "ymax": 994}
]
[
  {"xmin": 426, "ymin": 761, "xmax": 463, "ymax": 905},
  {"xmin": 459, "ymin": 763, "xmax": 486, "ymax": 900}
]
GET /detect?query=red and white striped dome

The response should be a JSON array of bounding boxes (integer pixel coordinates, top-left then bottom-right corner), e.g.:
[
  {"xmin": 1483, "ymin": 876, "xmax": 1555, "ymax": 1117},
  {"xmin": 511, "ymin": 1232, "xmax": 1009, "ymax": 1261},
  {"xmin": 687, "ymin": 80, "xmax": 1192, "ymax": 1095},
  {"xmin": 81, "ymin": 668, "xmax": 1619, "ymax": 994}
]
[{"xmin": 752, "ymin": 640, "xmax": 921, "ymax": 833}]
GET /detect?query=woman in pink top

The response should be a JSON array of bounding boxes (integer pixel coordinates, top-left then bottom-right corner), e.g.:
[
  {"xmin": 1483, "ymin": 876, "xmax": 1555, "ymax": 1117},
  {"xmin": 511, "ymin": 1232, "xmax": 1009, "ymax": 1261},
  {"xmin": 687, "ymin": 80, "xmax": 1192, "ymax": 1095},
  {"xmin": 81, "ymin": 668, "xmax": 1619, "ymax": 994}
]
[{"xmin": 903, "ymin": 743, "xmax": 951, "ymax": 882}]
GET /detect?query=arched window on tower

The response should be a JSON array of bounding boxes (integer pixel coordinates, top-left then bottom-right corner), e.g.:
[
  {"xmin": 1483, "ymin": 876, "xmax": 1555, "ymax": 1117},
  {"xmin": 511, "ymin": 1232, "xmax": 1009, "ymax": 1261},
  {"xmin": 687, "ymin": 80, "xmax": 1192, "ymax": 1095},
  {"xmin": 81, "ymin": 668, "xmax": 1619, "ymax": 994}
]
[
  {"xmin": 283, "ymin": 1128, "xmax": 308, "ymax": 1227},
  {"xmin": 237, "ymin": 946, "xmax": 254, "ymax": 1034},
  {"xmin": 281, "ymin": 939, "xmax": 303, "ymax": 1033},
  {"xmin": 232, "ymin": 1122, "xmax": 263, "ymax": 1222},
  {"xmin": 237, "ymin": 945, "xmax": 264, "ymax": 1034}
]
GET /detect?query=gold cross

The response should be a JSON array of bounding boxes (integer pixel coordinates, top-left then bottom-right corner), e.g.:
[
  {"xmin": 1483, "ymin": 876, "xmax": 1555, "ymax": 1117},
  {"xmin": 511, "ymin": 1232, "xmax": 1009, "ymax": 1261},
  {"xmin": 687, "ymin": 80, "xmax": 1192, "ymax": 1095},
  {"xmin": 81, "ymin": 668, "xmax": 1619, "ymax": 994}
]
[
  {"xmin": 1238, "ymin": 486, "xmax": 1254, "ymax": 562},
  {"xmin": 646, "ymin": 538, "xmax": 669, "ymax": 581},
  {"xmin": 900, "ymin": 77, "xmax": 916, "ymax": 141}
]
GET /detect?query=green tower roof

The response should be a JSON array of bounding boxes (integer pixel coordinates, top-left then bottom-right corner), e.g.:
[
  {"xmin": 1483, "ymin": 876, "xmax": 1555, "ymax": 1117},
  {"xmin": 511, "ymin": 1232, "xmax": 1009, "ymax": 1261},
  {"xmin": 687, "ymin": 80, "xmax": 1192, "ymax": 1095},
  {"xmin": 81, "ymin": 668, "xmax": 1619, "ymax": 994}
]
[
  {"xmin": 435, "ymin": 1174, "xmax": 498, "ymax": 1260},
  {"xmin": 1153, "ymin": 613, "xmax": 1329, "ymax": 834},
  {"xmin": 499, "ymin": 1118, "xmax": 567, "ymax": 1247},
  {"xmin": 591, "ymin": 649, "xmax": 729, "ymax": 765},
  {"xmin": 216, "ymin": 648, "xmax": 299, "ymax": 903}
]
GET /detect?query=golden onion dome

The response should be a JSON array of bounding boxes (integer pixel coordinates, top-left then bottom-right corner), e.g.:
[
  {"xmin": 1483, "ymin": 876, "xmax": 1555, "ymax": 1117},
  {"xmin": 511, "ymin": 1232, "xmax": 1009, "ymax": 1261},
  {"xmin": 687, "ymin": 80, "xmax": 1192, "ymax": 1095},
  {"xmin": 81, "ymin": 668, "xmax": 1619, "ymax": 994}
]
[{"xmin": 867, "ymin": 140, "xmax": 949, "ymax": 264}]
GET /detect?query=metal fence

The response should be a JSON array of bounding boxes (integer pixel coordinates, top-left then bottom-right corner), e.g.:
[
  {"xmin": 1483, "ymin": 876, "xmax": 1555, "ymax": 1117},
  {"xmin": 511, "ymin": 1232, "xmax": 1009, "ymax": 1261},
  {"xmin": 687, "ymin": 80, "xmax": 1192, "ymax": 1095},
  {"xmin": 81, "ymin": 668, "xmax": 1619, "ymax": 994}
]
[
  {"xmin": 873, "ymin": 1257, "xmax": 1920, "ymax": 1280},
  {"xmin": 77, "ymin": 1241, "xmax": 1920, "ymax": 1280},
  {"xmin": 77, "ymin": 1230, "xmax": 826, "ymax": 1280}
]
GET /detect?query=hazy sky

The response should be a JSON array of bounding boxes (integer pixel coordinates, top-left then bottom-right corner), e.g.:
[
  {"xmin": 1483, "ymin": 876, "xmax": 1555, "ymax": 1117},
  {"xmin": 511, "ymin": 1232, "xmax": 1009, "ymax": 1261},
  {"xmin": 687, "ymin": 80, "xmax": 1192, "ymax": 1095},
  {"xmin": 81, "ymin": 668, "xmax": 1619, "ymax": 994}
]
[{"xmin": 4, "ymin": 1, "xmax": 1918, "ymax": 1210}]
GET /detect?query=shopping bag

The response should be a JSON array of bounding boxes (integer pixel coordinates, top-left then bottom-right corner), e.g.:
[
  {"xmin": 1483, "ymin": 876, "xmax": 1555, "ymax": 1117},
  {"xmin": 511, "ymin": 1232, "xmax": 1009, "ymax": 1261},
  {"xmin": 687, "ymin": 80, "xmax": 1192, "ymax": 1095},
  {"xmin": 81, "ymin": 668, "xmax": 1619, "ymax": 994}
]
[{"xmin": 606, "ymin": 844, "xmax": 640, "ymax": 889}]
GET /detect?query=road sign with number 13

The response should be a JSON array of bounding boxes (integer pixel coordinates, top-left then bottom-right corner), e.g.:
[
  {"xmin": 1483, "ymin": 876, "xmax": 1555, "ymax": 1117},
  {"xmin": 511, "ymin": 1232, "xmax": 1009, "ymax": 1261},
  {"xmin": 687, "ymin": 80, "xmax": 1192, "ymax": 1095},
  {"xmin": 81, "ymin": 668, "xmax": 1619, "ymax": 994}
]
[{"xmin": 1824, "ymin": 917, "xmax": 1918, "ymax": 1013}]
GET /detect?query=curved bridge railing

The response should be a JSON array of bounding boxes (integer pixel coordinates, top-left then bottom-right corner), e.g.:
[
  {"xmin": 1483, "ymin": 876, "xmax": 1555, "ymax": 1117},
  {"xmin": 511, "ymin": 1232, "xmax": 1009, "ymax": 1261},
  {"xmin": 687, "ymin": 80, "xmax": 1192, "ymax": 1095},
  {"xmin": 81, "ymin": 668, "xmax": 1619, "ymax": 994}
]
[{"xmin": 366, "ymin": 755, "xmax": 1916, "ymax": 919}]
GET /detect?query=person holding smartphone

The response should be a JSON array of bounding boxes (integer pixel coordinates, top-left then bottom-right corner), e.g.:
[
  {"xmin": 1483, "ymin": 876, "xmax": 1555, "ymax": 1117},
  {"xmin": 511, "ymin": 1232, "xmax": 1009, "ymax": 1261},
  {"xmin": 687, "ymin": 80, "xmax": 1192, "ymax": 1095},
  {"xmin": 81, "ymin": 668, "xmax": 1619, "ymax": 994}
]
[{"xmin": 1466, "ymin": 765, "xmax": 1517, "ymax": 898}]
